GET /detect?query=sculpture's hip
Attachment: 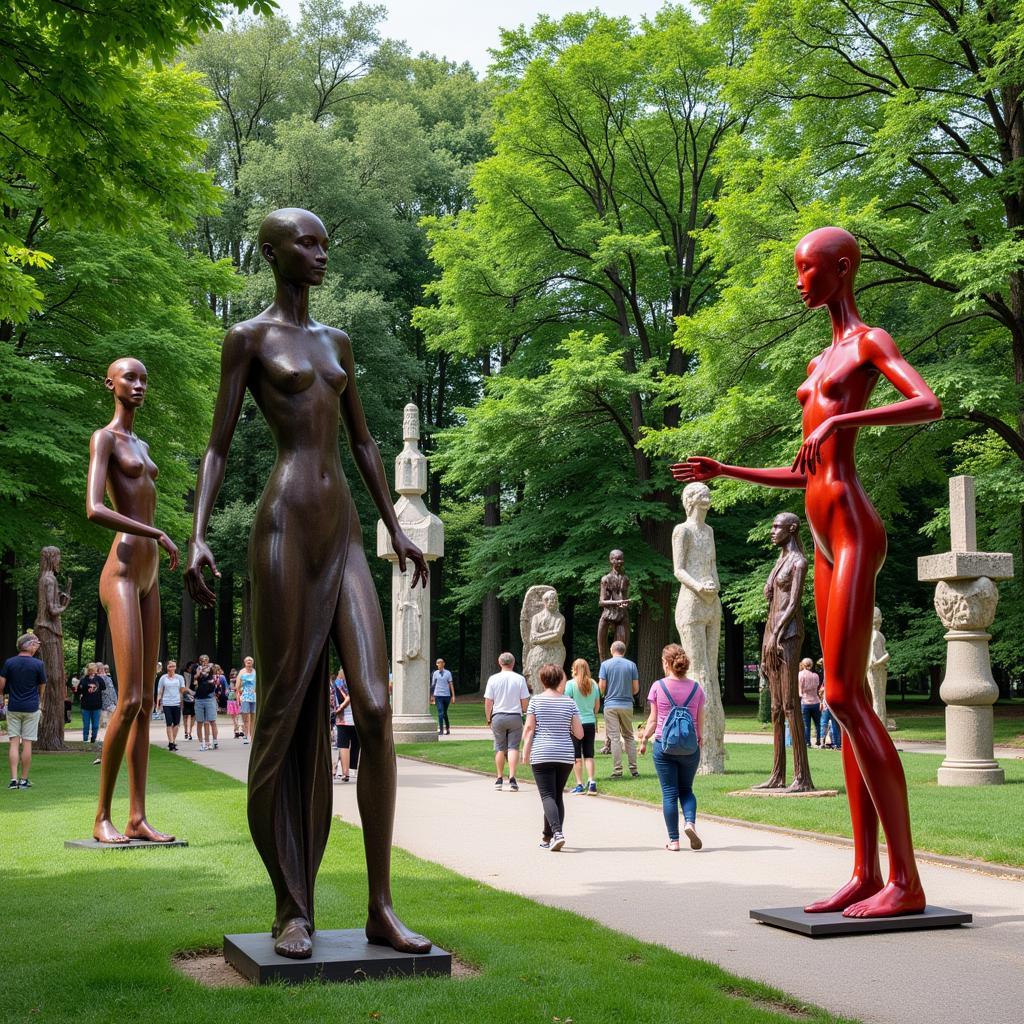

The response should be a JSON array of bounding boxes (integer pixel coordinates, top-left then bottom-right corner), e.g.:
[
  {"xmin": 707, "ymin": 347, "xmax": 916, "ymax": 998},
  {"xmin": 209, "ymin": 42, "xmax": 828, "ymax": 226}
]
[
  {"xmin": 805, "ymin": 474, "xmax": 886, "ymax": 567},
  {"xmin": 102, "ymin": 534, "xmax": 158, "ymax": 591},
  {"xmin": 675, "ymin": 589, "xmax": 721, "ymax": 626}
]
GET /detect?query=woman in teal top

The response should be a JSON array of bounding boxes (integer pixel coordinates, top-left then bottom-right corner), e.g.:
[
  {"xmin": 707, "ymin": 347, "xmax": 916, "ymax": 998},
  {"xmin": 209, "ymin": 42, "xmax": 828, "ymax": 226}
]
[{"xmin": 565, "ymin": 659, "xmax": 600, "ymax": 794}]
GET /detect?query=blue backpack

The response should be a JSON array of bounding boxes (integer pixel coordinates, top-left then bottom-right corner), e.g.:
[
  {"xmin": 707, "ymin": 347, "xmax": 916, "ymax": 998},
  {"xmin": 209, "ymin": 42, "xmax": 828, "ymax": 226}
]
[{"xmin": 657, "ymin": 679, "xmax": 700, "ymax": 757}]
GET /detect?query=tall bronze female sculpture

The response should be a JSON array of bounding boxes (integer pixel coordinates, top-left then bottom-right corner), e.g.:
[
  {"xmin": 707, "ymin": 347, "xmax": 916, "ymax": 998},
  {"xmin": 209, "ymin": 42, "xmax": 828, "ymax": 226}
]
[
  {"xmin": 186, "ymin": 208, "xmax": 431, "ymax": 959},
  {"xmin": 86, "ymin": 358, "xmax": 179, "ymax": 844},
  {"xmin": 674, "ymin": 227, "xmax": 940, "ymax": 918}
]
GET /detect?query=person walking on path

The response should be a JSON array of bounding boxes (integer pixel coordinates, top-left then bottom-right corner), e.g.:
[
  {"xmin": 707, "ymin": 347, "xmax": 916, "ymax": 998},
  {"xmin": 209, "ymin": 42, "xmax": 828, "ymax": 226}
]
[
  {"xmin": 332, "ymin": 668, "xmax": 360, "ymax": 781},
  {"xmin": 156, "ymin": 660, "xmax": 184, "ymax": 750},
  {"xmin": 799, "ymin": 658, "xmax": 823, "ymax": 747},
  {"xmin": 639, "ymin": 643, "xmax": 706, "ymax": 852},
  {"xmin": 484, "ymin": 652, "xmax": 531, "ymax": 791},
  {"xmin": 1, "ymin": 634, "xmax": 47, "ymax": 789},
  {"xmin": 522, "ymin": 663, "xmax": 583, "ymax": 851},
  {"xmin": 191, "ymin": 655, "xmax": 219, "ymax": 751},
  {"xmin": 598, "ymin": 641, "xmax": 640, "ymax": 779},
  {"xmin": 238, "ymin": 656, "xmax": 256, "ymax": 745},
  {"xmin": 430, "ymin": 658, "xmax": 454, "ymax": 736},
  {"xmin": 75, "ymin": 662, "xmax": 105, "ymax": 745},
  {"xmin": 227, "ymin": 668, "xmax": 241, "ymax": 737},
  {"xmin": 181, "ymin": 659, "xmax": 197, "ymax": 741},
  {"xmin": 565, "ymin": 658, "xmax": 600, "ymax": 795}
]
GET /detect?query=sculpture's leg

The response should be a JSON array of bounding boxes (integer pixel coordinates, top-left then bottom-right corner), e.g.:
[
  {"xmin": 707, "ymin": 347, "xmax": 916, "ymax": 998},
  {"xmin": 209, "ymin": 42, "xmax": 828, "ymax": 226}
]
[
  {"xmin": 753, "ymin": 673, "xmax": 787, "ymax": 789},
  {"xmin": 596, "ymin": 614, "xmax": 611, "ymax": 664},
  {"xmin": 125, "ymin": 586, "xmax": 173, "ymax": 841},
  {"xmin": 333, "ymin": 544, "xmax": 431, "ymax": 954},
  {"xmin": 700, "ymin": 617, "xmax": 725, "ymax": 775},
  {"xmin": 784, "ymin": 639, "xmax": 815, "ymax": 792},
  {"xmin": 93, "ymin": 576, "xmax": 141, "ymax": 844},
  {"xmin": 616, "ymin": 618, "xmax": 630, "ymax": 656},
  {"xmin": 807, "ymin": 546, "xmax": 922, "ymax": 916}
]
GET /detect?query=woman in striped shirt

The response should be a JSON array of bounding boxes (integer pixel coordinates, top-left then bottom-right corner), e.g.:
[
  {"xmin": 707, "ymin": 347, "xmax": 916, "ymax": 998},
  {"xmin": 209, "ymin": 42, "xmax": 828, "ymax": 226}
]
[{"xmin": 522, "ymin": 663, "xmax": 583, "ymax": 851}]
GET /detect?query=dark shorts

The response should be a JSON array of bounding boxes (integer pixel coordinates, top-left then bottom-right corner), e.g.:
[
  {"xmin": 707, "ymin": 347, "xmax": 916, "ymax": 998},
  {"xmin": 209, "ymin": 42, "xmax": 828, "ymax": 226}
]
[
  {"xmin": 337, "ymin": 724, "xmax": 358, "ymax": 749},
  {"xmin": 182, "ymin": 701, "xmax": 195, "ymax": 717},
  {"xmin": 163, "ymin": 705, "xmax": 181, "ymax": 727},
  {"xmin": 573, "ymin": 721, "xmax": 596, "ymax": 760}
]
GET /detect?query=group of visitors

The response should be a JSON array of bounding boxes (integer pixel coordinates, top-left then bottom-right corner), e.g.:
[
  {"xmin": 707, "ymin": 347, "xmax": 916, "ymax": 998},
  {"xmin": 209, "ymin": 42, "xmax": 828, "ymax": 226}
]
[
  {"xmin": 798, "ymin": 658, "xmax": 842, "ymax": 750},
  {"xmin": 483, "ymin": 639, "xmax": 706, "ymax": 855}
]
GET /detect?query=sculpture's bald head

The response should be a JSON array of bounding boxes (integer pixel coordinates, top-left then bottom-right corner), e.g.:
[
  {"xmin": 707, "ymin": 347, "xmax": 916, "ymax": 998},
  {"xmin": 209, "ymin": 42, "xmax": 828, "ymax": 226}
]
[
  {"xmin": 795, "ymin": 227, "xmax": 860, "ymax": 275},
  {"xmin": 794, "ymin": 226, "xmax": 860, "ymax": 309},
  {"xmin": 104, "ymin": 357, "xmax": 148, "ymax": 405},
  {"xmin": 258, "ymin": 208, "xmax": 329, "ymax": 285}
]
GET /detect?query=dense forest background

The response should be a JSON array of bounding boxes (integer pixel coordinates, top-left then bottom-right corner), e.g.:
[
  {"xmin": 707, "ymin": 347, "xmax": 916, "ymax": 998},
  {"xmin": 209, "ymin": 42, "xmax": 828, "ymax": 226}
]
[{"xmin": 3, "ymin": 0, "xmax": 1023, "ymax": 700}]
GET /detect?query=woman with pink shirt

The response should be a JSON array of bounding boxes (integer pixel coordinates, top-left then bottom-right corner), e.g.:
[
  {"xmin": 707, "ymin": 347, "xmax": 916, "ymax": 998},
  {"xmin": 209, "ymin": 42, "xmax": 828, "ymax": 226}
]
[
  {"xmin": 799, "ymin": 657, "xmax": 823, "ymax": 747},
  {"xmin": 639, "ymin": 643, "xmax": 706, "ymax": 852}
]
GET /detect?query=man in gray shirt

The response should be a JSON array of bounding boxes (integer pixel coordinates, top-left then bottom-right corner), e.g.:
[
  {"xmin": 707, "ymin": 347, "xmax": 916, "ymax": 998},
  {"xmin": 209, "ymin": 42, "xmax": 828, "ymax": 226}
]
[
  {"xmin": 598, "ymin": 640, "xmax": 639, "ymax": 778},
  {"xmin": 484, "ymin": 652, "xmax": 530, "ymax": 791}
]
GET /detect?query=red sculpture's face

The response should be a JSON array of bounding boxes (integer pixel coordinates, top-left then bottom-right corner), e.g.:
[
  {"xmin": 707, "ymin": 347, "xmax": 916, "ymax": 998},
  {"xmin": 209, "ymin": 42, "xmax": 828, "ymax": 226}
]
[{"xmin": 795, "ymin": 243, "xmax": 850, "ymax": 310}]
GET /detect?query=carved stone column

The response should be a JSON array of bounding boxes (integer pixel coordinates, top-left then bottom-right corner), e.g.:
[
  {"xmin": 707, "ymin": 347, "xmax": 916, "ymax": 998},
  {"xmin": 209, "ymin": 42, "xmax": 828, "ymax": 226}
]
[
  {"xmin": 918, "ymin": 477, "xmax": 1013, "ymax": 786},
  {"xmin": 377, "ymin": 404, "xmax": 444, "ymax": 744}
]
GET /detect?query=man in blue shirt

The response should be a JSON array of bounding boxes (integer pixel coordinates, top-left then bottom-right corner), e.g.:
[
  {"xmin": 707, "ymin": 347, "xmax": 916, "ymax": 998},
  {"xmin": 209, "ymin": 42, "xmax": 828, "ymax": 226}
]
[
  {"xmin": 430, "ymin": 658, "xmax": 454, "ymax": 736},
  {"xmin": 598, "ymin": 640, "xmax": 639, "ymax": 779},
  {"xmin": 0, "ymin": 633, "xmax": 48, "ymax": 789}
]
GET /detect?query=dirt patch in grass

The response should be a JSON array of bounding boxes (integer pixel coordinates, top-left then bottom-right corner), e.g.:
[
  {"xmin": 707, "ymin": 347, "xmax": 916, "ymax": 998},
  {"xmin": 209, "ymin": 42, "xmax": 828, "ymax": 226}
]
[{"xmin": 724, "ymin": 985, "xmax": 816, "ymax": 1021}]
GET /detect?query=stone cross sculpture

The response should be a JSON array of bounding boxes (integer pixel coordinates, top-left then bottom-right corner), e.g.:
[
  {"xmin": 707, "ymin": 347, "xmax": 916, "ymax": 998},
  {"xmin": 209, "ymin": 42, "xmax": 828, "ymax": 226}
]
[
  {"xmin": 35, "ymin": 545, "xmax": 71, "ymax": 751},
  {"xmin": 672, "ymin": 482, "xmax": 725, "ymax": 774},
  {"xmin": 378, "ymin": 404, "xmax": 444, "ymax": 743},
  {"xmin": 866, "ymin": 607, "xmax": 894, "ymax": 731},
  {"xmin": 520, "ymin": 586, "xmax": 567, "ymax": 693},
  {"xmin": 917, "ymin": 476, "xmax": 1013, "ymax": 786}
]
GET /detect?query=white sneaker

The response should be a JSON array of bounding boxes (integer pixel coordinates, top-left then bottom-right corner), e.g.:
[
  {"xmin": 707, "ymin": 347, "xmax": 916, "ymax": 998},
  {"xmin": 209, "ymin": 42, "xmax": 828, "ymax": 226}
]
[
  {"xmin": 199, "ymin": 743, "xmax": 207, "ymax": 751},
  {"xmin": 549, "ymin": 832, "xmax": 566, "ymax": 852}
]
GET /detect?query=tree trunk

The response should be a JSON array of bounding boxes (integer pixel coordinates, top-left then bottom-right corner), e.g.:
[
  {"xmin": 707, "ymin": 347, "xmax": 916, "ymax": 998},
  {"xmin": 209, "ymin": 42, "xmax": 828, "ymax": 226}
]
[
  {"xmin": 506, "ymin": 599, "xmax": 523, "ymax": 666},
  {"xmin": 240, "ymin": 577, "xmax": 253, "ymax": 663},
  {"xmin": 928, "ymin": 664, "xmax": 942, "ymax": 705},
  {"xmin": 93, "ymin": 599, "xmax": 108, "ymax": 665},
  {"xmin": 0, "ymin": 549, "xmax": 16, "ymax": 656},
  {"xmin": 217, "ymin": 570, "xmax": 235, "ymax": 670},
  {"xmin": 180, "ymin": 586, "xmax": 196, "ymax": 666},
  {"xmin": 458, "ymin": 612, "xmax": 467, "ymax": 695},
  {"xmin": 478, "ymin": 474, "xmax": 502, "ymax": 694},
  {"xmin": 563, "ymin": 595, "xmax": 575, "ymax": 674},
  {"xmin": 723, "ymin": 604, "xmax": 746, "ymax": 704},
  {"xmin": 197, "ymin": 604, "xmax": 215, "ymax": 659}
]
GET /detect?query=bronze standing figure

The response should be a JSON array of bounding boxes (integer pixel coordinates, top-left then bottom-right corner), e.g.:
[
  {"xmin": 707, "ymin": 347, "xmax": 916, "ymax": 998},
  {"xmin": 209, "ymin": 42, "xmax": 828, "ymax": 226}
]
[
  {"xmin": 756, "ymin": 513, "xmax": 814, "ymax": 792},
  {"xmin": 35, "ymin": 546, "xmax": 71, "ymax": 750},
  {"xmin": 186, "ymin": 208, "xmax": 431, "ymax": 960},
  {"xmin": 86, "ymin": 359, "xmax": 179, "ymax": 843},
  {"xmin": 597, "ymin": 549, "xmax": 631, "ymax": 663}
]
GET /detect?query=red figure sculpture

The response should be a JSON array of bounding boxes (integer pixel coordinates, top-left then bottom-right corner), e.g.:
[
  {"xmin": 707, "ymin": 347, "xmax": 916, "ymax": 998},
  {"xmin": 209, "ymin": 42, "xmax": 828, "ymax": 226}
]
[{"xmin": 673, "ymin": 227, "xmax": 940, "ymax": 918}]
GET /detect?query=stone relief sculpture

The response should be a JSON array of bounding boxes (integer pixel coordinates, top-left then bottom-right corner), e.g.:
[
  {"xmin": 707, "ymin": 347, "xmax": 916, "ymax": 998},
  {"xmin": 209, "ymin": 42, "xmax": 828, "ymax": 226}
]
[
  {"xmin": 521, "ymin": 586, "xmax": 566, "ymax": 693},
  {"xmin": 35, "ymin": 545, "xmax": 71, "ymax": 750},
  {"xmin": 597, "ymin": 550, "xmax": 630, "ymax": 663},
  {"xmin": 866, "ymin": 607, "xmax": 894, "ymax": 731},
  {"xmin": 672, "ymin": 482, "xmax": 725, "ymax": 775},
  {"xmin": 396, "ymin": 572, "xmax": 424, "ymax": 664}
]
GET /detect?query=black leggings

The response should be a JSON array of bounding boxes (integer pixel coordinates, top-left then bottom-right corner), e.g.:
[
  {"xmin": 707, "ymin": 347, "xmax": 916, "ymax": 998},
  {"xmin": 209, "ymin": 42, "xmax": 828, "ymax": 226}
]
[{"xmin": 532, "ymin": 762, "xmax": 573, "ymax": 839}]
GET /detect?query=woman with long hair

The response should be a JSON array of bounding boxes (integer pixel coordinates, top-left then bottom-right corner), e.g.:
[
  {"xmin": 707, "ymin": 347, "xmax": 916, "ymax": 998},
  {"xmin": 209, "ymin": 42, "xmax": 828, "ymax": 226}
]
[{"xmin": 565, "ymin": 658, "xmax": 600, "ymax": 794}]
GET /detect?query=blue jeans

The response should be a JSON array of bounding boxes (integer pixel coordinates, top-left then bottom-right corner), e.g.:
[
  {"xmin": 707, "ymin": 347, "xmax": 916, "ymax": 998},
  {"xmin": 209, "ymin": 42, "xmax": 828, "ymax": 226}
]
[
  {"xmin": 82, "ymin": 707, "xmax": 100, "ymax": 742},
  {"xmin": 435, "ymin": 695, "xmax": 451, "ymax": 732},
  {"xmin": 652, "ymin": 740, "xmax": 700, "ymax": 842},
  {"xmin": 802, "ymin": 703, "xmax": 822, "ymax": 745},
  {"xmin": 820, "ymin": 709, "xmax": 842, "ymax": 749}
]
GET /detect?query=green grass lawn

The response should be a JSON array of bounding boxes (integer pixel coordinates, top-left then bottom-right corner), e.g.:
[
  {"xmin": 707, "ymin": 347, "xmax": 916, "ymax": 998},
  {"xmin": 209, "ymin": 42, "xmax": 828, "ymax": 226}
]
[
  {"xmin": 397, "ymin": 740, "xmax": 1024, "ymax": 869},
  {"xmin": 5, "ymin": 751, "xmax": 854, "ymax": 1024},
  {"xmin": 445, "ymin": 698, "xmax": 1024, "ymax": 746}
]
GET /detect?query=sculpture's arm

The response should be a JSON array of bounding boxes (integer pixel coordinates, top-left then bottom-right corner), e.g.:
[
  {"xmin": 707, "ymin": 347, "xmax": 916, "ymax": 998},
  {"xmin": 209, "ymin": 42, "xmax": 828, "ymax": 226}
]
[
  {"xmin": 186, "ymin": 324, "xmax": 254, "ymax": 604},
  {"xmin": 794, "ymin": 328, "xmax": 942, "ymax": 474},
  {"xmin": 672, "ymin": 527, "xmax": 703, "ymax": 593},
  {"xmin": 43, "ymin": 577, "xmax": 64, "ymax": 618},
  {"xmin": 597, "ymin": 578, "xmax": 616, "ymax": 610},
  {"xmin": 337, "ymin": 330, "xmax": 427, "ymax": 588},
  {"xmin": 672, "ymin": 456, "xmax": 807, "ymax": 489}
]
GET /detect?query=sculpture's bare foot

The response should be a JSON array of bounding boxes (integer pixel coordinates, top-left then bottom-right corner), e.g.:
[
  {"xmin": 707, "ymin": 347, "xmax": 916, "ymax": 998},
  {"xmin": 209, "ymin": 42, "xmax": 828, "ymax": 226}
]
[
  {"xmin": 751, "ymin": 776, "xmax": 785, "ymax": 790},
  {"xmin": 805, "ymin": 874, "xmax": 883, "ymax": 913},
  {"xmin": 125, "ymin": 817, "xmax": 175, "ymax": 843},
  {"xmin": 785, "ymin": 778, "xmax": 815, "ymax": 794},
  {"xmin": 93, "ymin": 818, "xmax": 131, "ymax": 845},
  {"xmin": 366, "ymin": 904, "xmax": 431, "ymax": 954},
  {"xmin": 843, "ymin": 880, "xmax": 925, "ymax": 918},
  {"xmin": 273, "ymin": 918, "xmax": 313, "ymax": 959}
]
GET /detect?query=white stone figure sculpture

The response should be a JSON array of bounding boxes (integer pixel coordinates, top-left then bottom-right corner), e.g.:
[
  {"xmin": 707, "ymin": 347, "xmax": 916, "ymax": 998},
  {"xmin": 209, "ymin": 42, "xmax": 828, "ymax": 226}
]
[
  {"xmin": 866, "ymin": 607, "xmax": 895, "ymax": 731},
  {"xmin": 520, "ymin": 586, "xmax": 566, "ymax": 693},
  {"xmin": 918, "ymin": 476, "xmax": 1013, "ymax": 785},
  {"xmin": 377, "ymin": 403, "xmax": 444, "ymax": 742},
  {"xmin": 673, "ymin": 482, "xmax": 725, "ymax": 774}
]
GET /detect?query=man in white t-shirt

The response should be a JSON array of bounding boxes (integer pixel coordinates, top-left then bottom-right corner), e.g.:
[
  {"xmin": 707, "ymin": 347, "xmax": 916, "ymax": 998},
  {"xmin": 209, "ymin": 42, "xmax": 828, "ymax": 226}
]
[
  {"xmin": 156, "ymin": 660, "xmax": 184, "ymax": 751},
  {"xmin": 483, "ymin": 652, "xmax": 531, "ymax": 792}
]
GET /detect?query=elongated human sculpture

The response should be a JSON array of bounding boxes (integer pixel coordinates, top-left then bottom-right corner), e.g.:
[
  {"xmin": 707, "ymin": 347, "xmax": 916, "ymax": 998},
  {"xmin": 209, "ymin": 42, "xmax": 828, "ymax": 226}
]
[
  {"xmin": 672, "ymin": 483, "xmax": 724, "ymax": 774},
  {"xmin": 35, "ymin": 546, "xmax": 71, "ymax": 750},
  {"xmin": 521, "ymin": 587, "xmax": 566, "ymax": 693},
  {"xmin": 867, "ymin": 607, "xmax": 893, "ymax": 730},
  {"xmin": 673, "ymin": 227, "xmax": 941, "ymax": 918},
  {"xmin": 597, "ymin": 550, "xmax": 630, "ymax": 663},
  {"xmin": 86, "ymin": 359, "xmax": 179, "ymax": 843},
  {"xmin": 756, "ymin": 513, "xmax": 814, "ymax": 792},
  {"xmin": 186, "ymin": 209, "xmax": 431, "ymax": 959}
]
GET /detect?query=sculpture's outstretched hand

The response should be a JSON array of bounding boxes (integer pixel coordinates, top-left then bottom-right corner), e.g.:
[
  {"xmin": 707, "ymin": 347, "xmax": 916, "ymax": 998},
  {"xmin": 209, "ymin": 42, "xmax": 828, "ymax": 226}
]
[
  {"xmin": 185, "ymin": 539, "xmax": 220, "ymax": 607},
  {"xmin": 393, "ymin": 530, "xmax": 429, "ymax": 589},
  {"xmin": 670, "ymin": 456, "xmax": 723, "ymax": 484},
  {"xmin": 159, "ymin": 533, "xmax": 180, "ymax": 572}
]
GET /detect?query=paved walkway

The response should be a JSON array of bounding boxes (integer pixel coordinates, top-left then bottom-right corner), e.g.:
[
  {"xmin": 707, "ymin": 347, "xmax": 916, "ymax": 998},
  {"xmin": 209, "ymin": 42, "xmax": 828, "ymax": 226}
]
[{"xmin": 162, "ymin": 725, "xmax": 1023, "ymax": 1024}]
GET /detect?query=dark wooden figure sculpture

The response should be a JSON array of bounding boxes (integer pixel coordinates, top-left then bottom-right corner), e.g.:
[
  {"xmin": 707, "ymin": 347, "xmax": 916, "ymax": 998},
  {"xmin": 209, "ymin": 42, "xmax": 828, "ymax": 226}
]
[
  {"xmin": 673, "ymin": 227, "xmax": 940, "ymax": 918},
  {"xmin": 755, "ymin": 513, "xmax": 815, "ymax": 793},
  {"xmin": 597, "ymin": 549, "xmax": 631, "ymax": 663},
  {"xmin": 86, "ymin": 358, "xmax": 179, "ymax": 844},
  {"xmin": 35, "ymin": 546, "xmax": 71, "ymax": 750},
  {"xmin": 185, "ymin": 208, "xmax": 431, "ymax": 960}
]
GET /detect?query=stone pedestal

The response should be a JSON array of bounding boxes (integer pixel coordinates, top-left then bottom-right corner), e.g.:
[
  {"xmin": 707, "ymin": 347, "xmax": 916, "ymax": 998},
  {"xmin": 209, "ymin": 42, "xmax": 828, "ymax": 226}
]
[
  {"xmin": 917, "ymin": 477, "xmax": 1012, "ymax": 787},
  {"xmin": 377, "ymin": 404, "xmax": 444, "ymax": 744}
]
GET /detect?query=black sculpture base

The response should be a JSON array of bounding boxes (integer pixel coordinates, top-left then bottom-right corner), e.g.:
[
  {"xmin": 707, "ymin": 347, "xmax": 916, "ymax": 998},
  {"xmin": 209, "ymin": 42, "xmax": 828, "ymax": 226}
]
[
  {"xmin": 224, "ymin": 929, "xmax": 452, "ymax": 985},
  {"xmin": 750, "ymin": 905, "xmax": 971, "ymax": 937},
  {"xmin": 65, "ymin": 838, "xmax": 188, "ymax": 850}
]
